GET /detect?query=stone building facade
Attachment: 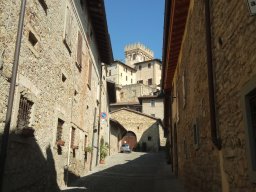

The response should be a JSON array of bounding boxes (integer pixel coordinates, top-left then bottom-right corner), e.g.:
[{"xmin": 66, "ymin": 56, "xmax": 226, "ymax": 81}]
[
  {"xmin": 111, "ymin": 108, "xmax": 162, "ymax": 152},
  {"xmin": 134, "ymin": 59, "xmax": 162, "ymax": 89},
  {"xmin": 125, "ymin": 43, "xmax": 154, "ymax": 66},
  {"xmin": 107, "ymin": 60, "xmax": 136, "ymax": 86},
  {"xmin": 162, "ymin": 0, "xmax": 256, "ymax": 191},
  {"xmin": 0, "ymin": 0, "xmax": 112, "ymax": 190}
]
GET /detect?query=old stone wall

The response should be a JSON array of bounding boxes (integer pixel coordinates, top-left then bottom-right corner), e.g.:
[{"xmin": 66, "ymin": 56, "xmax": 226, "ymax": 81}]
[
  {"xmin": 111, "ymin": 109, "xmax": 160, "ymax": 152},
  {"xmin": 142, "ymin": 98, "xmax": 164, "ymax": 120},
  {"xmin": 171, "ymin": 0, "xmax": 256, "ymax": 191},
  {"xmin": 171, "ymin": 1, "xmax": 221, "ymax": 191},
  {"xmin": 135, "ymin": 60, "xmax": 161, "ymax": 88},
  {"xmin": 118, "ymin": 84, "xmax": 155, "ymax": 103},
  {"xmin": 212, "ymin": 1, "xmax": 256, "ymax": 191},
  {"xmin": 0, "ymin": 0, "xmax": 105, "ymax": 190}
]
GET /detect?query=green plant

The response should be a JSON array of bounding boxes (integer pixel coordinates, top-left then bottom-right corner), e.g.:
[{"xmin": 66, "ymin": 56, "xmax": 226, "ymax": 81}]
[
  {"xmin": 84, "ymin": 146, "xmax": 93, "ymax": 153},
  {"xmin": 100, "ymin": 138, "xmax": 109, "ymax": 160}
]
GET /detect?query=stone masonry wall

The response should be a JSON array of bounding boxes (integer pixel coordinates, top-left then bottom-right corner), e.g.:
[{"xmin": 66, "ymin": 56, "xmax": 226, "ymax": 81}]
[
  {"xmin": 172, "ymin": 1, "xmax": 221, "ymax": 191},
  {"xmin": 212, "ymin": 1, "xmax": 256, "ymax": 191},
  {"xmin": 111, "ymin": 109, "xmax": 160, "ymax": 152},
  {"xmin": 118, "ymin": 84, "xmax": 155, "ymax": 103},
  {"xmin": 0, "ymin": 0, "xmax": 104, "ymax": 190}
]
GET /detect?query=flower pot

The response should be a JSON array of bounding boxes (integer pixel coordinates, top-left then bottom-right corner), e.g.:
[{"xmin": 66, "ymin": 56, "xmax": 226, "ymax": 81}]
[
  {"xmin": 72, "ymin": 145, "xmax": 79, "ymax": 150},
  {"xmin": 56, "ymin": 140, "xmax": 65, "ymax": 146},
  {"xmin": 100, "ymin": 159, "xmax": 105, "ymax": 164}
]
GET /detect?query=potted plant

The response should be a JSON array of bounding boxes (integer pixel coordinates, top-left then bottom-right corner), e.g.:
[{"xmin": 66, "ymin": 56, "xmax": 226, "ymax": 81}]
[
  {"xmin": 84, "ymin": 146, "xmax": 93, "ymax": 153},
  {"xmin": 71, "ymin": 145, "xmax": 79, "ymax": 150},
  {"xmin": 56, "ymin": 139, "xmax": 65, "ymax": 146},
  {"xmin": 100, "ymin": 139, "xmax": 109, "ymax": 164}
]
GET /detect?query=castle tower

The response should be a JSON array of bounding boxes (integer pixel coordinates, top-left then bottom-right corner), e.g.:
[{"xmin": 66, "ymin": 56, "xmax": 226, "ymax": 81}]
[{"xmin": 124, "ymin": 43, "xmax": 154, "ymax": 67}]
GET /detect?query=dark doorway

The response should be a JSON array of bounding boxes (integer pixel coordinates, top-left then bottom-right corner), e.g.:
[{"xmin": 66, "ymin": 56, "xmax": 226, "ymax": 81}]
[{"xmin": 122, "ymin": 131, "xmax": 137, "ymax": 151}]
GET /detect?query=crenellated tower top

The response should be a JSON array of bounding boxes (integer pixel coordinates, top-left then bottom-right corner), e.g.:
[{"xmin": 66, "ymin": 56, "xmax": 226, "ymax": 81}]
[{"xmin": 124, "ymin": 43, "xmax": 154, "ymax": 66}]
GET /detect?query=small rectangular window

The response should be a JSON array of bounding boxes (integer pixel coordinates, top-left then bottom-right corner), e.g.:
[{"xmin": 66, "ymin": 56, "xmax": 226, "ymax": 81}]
[
  {"xmin": 29, "ymin": 31, "xmax": 38, "ymax": 47},
  {"xmin": 109, "ymin": 70, "xmax": 111, "ymax": 76},
  {"xmin": 56, "ymin": 118, "xmax": 64, "ymax": 142},
  {"xmin": 126, "ymin": 76, "xmax": 128, "ymax": 81},
  {"xmin": 131, "ymin": 79, "xmax": 133, "ymax": 83},
  {"xmin": 139, "ymin": 65, "xmax": 142, "ymax": 70},
  {"xmin": 38, "ymin": 0, "xmax": 48, "ymax": 14},
  {"xmin": 150, "ymin": 100, "xmax": 155, "ymax": 107},
  {"xmin": 148, "ymin": 78, "xmax": 152, "ymax": 85},
  {"xmin": 148, "ymin": 136, "xmax": 152, "ymax": 141},
  {"xmin": 62, "ymin": 73, "xmax": 67, "ymax": 82},
  {"xmin": 148, "ymin": 63, "xmax": 151, "ymax": 68},
  {"xmin": 137, "ymin": 80, "xmax": 143, "ymax": 84}
]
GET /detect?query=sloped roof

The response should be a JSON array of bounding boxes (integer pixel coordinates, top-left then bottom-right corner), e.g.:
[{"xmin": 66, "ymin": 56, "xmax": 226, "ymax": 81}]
[
  {"xmin": 133, "ymin": 59, "xmax": 162, "ymax": 65},
  {"xmin": 87, "ymin": 0, "xmax": 113, "ymax": 64},
  {"xmin": 112, "ymin": 60, "xmax": 137, "ymax": 71},
  {"xmin": 162, "ymin": 0, "xmax": 190, "ymax": 90},
  {"xmin": 111, "ymin": 108, "xmax": 163, "ymax": 123}
]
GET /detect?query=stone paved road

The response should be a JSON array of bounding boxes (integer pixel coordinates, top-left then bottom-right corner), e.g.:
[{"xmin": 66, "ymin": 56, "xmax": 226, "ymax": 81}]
[{"xmin": 62, "ymin": 152, "xmax": 184, "ymax": 192}]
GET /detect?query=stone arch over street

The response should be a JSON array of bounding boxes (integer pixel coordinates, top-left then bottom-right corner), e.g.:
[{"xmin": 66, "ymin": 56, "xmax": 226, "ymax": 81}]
[
  {"xmin": 110, "ymin": 108, "xmax": 164, "ymax": 152},
  {"xmin": 121, "ymin": 131, "xmax": 137, "ymax": 151}
]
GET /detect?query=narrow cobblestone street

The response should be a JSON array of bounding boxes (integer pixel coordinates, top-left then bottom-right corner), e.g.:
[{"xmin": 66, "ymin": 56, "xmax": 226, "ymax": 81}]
[{"xmin": 63, "ymin": 152, "xmax": 184, "ymax": 192}]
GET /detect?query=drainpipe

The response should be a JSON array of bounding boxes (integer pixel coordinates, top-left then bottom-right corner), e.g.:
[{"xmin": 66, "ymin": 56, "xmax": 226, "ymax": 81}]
[
  {"xmin": 0, "ymin": 1, "xmax": 26, "ymax": 190},
  {"xmin": 89, "ymin": 107, "xmax": 97, "ymax": 171},
  {"xmin": 96, "ymin": 63, "xmax": 104, "ymax": 165},
  {"xmin": 204, "ymin": 0, "xmax": 221, "ymax": 150}
]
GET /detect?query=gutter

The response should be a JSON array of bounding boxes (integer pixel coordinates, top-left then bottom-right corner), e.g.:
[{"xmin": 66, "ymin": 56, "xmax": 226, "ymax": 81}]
[{"xmin": 204, "ymin": 0, "xmax": 221, "ymax": 150}]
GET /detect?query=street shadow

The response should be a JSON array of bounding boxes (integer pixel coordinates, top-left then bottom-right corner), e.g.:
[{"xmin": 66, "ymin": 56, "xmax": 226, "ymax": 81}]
[
  {"xmin": 63, "ymin": 152, "xmax": 184, "ymax": 192},
  {"xmin": 1, "ymin": 131, "xmax": 61, "ymax": 192}
]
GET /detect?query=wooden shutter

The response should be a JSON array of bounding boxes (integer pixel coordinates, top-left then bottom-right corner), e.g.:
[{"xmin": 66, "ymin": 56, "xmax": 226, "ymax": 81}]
[
  {"xmin": 77, "ymin": 31, "xmax": 82, "ymax": 66},
  {"xmin": 64, "ymin": 6, "xmax": 72, "ymax": 53},
  {"xmin": 71, "ymin": 127, "xmax": 75, "ymax": 148},
  {"xmin": 88, "ymin": 59, "xmax": 92, "ymax": 88},
  {"xmin": 56, "ymin": 119, "xmax": 64, "ymax": 141}
]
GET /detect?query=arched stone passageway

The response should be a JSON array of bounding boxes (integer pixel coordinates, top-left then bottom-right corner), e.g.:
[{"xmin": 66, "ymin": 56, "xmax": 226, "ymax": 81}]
[{"xmin": 121, "ymin": 131, "xmax": 137, "ymax": 151}]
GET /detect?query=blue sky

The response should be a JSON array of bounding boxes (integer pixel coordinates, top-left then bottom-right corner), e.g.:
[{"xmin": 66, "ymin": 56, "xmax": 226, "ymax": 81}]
[{"xmin": 105, "ymin": 0, "xmax": 165, "ymax": 61}]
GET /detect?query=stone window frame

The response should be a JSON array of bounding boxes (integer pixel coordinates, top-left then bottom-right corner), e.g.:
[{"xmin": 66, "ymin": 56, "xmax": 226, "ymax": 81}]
[
  {"xmin": 11, "ymin": 85, "xmax": 37, "ymax": 133},
  {"xmin": 25, "ymin": 24, "xmax": 40, "ymax": 58},
  {"xmin": 241, "ymin": 75, "xmax": 256, "ymax": 183},
  {"xmin": 63, "ymin": 4, "xmax": 73, "ymax": 54}
]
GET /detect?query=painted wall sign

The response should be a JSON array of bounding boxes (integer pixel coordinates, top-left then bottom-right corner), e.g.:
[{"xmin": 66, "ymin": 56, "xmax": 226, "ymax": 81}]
[{"xmin": 100, "ymin": 112, "xmax": 107, "ymax": 119}]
